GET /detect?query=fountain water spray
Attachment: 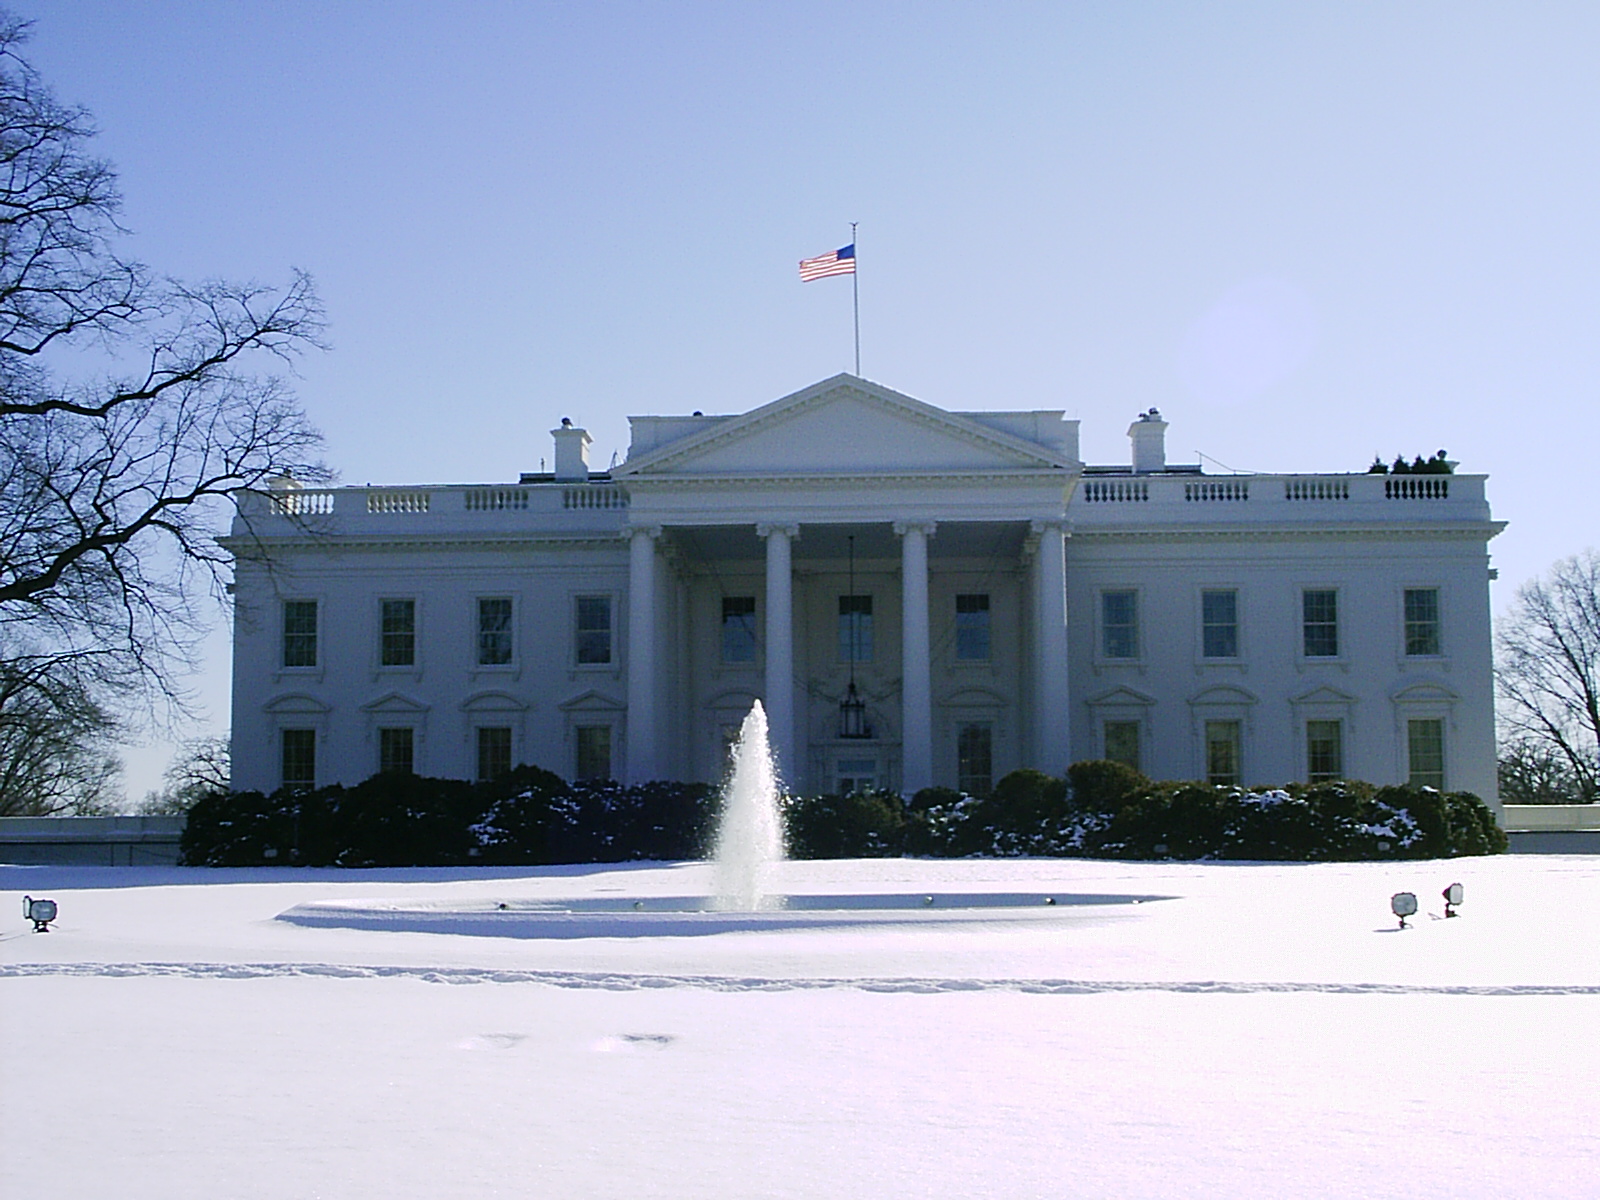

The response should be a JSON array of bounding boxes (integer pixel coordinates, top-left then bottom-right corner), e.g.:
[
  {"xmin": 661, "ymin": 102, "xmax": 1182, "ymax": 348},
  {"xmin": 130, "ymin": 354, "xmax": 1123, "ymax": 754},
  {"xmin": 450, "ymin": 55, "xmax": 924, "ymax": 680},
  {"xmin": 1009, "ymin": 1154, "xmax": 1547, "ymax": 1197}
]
[{"xmin": 711, "ymin": 701, "xmax": 786, "ymax": 910}]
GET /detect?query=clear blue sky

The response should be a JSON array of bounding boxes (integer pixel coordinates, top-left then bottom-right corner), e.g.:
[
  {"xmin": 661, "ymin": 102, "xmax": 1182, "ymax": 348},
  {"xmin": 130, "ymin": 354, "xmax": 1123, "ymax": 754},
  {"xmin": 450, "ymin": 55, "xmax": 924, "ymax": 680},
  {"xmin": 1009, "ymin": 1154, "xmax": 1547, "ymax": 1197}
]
[{"xmin": 25, "ymin": 2, "xmax": 1600, "ymax": 801}]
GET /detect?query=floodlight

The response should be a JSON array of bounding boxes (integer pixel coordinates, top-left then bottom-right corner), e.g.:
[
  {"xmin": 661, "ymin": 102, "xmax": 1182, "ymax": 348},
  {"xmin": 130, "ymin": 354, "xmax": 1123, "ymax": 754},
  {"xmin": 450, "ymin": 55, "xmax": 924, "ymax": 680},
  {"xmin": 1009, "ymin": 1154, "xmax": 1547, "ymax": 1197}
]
[
  {"xmin": 1390, "ymin": 891, "xmax": 1418, "ymax": 929},
  {"xmin": 22, "ymin": 895, "xmax": 57, "ymax": 933},
  {"xmin": 1442, "ymin": 882, "xmax": 1463, "ymax": 918}
]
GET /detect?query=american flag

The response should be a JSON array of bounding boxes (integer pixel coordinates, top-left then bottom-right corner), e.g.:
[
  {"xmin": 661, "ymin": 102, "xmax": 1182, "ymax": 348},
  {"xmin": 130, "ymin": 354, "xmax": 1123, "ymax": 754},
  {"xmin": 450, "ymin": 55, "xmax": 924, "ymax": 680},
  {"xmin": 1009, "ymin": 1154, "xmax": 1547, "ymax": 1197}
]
[{"xmin": 799, "ymin": 243, "xmax": 856, "ymax": 281}]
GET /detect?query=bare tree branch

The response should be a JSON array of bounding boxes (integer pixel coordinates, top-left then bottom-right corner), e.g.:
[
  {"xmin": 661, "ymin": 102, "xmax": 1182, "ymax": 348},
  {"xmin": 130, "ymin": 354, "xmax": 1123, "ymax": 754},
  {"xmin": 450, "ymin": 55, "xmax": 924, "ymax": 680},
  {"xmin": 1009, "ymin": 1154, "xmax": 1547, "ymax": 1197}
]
[{"xmin": 1496, "ymin": 549, "xmax": 1600, "ymax": 802}]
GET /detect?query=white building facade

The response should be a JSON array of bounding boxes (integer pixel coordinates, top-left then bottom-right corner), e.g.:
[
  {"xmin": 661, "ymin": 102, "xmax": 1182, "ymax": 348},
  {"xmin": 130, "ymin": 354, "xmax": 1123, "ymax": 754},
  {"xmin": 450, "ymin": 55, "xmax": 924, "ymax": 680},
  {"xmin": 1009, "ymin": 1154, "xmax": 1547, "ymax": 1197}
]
[{"xmin": 225, "ymin": 375, "xmax": 1503, "ymax": 809}]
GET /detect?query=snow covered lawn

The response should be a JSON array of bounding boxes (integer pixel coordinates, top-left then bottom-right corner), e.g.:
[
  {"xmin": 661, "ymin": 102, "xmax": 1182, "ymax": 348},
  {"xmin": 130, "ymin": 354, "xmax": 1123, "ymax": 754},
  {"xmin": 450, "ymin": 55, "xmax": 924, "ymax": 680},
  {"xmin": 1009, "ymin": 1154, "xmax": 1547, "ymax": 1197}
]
[{"xmin": 4, "ymin": 856, "xmax": 1597, "ymax": 1198}]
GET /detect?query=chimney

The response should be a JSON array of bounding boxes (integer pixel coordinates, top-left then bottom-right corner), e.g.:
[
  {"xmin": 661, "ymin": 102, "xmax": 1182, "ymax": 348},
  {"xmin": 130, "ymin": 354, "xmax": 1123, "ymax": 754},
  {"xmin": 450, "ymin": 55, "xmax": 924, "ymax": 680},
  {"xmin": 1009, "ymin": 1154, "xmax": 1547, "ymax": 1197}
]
[
  {"xmin": 551, "ymin": 417, "xmax": 592, "ymax": 481},
  {"xmin": 1128, "ymin": 408, "xmax": 1168, "ymax": 474}
]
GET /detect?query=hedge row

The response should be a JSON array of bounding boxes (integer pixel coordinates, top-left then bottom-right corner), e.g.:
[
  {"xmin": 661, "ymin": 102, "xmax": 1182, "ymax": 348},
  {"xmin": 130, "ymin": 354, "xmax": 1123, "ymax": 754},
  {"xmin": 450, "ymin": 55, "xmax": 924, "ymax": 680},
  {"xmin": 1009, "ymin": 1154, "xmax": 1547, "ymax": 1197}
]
[{"xmin": 180, "ymin": 760, "xmax": 1506, "ymax": 867}]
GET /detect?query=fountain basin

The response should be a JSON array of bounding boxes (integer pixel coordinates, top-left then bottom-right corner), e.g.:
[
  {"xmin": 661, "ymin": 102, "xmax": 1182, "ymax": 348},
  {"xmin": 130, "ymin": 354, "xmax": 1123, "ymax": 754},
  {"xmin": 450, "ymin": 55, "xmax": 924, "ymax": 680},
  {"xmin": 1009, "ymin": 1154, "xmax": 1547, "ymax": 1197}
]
[{"xmin": 276, "ymin": 891, "xmax": 1174, "ymax": 939}]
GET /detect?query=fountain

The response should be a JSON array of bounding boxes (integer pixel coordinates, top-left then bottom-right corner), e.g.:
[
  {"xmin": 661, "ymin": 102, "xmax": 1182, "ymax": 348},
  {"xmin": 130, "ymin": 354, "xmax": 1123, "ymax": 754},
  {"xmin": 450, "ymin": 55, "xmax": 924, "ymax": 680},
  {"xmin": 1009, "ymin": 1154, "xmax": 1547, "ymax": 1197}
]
[
  {"xmin": 710, "ymin": 701, "xmax": 785, "ymax": 911},
  {"xmin": 277, "ymin": 700, "xmax": 1173, "ymax": 937}
]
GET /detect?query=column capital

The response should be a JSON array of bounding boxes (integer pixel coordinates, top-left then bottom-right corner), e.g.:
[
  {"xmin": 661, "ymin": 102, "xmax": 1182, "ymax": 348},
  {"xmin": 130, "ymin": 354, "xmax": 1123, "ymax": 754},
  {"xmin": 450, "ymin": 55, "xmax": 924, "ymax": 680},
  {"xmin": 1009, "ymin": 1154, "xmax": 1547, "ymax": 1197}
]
[
  {"xmin": 1028, "ymin": 517, "xmax": 1070, "ymax": 536},
  {"xmin": 627, "ymin": 522, "xmax": 662, "ymax": 540},
  {"xmin": 892, "ymin": 519, "xmax": 937, "ymax": 538},
  {"xmin": 755, "ymin": 521, "xmax": 800, "ymax": 540}
]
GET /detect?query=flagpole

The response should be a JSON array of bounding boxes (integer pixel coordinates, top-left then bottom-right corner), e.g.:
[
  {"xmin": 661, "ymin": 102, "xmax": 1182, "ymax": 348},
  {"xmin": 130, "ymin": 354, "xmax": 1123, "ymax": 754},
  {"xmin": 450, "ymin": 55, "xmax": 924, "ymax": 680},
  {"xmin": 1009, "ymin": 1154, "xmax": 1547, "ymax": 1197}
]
[{"xmin": 851, "ymin": 221, "xmax": 860, "ymax": 376}]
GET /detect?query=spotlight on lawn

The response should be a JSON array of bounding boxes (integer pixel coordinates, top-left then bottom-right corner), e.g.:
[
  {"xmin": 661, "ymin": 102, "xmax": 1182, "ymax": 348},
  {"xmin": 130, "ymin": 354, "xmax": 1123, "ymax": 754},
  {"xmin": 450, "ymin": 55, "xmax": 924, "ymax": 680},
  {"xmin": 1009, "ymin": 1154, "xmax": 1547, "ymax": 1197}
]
[
  {"xmin": 1390, "ymin": 891, "xmax": 1418, "ymax": 929},
  {"xmin": 1442, "ymin": 882, "xmax": 1463, "ymax": 918},
  {"xmin": 23, "ymin": 895, "xmax": 57, "ymax": 933}
]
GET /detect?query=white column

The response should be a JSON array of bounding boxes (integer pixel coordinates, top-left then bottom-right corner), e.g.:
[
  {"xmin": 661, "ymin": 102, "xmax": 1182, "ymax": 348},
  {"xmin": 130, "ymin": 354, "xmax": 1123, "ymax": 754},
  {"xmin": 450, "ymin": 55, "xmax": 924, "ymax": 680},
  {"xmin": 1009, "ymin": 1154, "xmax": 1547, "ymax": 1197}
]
[
  {"xmin": 1031, "ymin": 520, "xmax": 1071, "ymax": 776},
  {"xmin": 757, "ymin": 523, "xmax": 798, "ymax": 785},
  {"xmin": 626, "ymin": 524, "xmax": 660, "ymax": 783},
  {"xmin": 895, "ymin": 520, "xmax": 935, "ymax": 795}
]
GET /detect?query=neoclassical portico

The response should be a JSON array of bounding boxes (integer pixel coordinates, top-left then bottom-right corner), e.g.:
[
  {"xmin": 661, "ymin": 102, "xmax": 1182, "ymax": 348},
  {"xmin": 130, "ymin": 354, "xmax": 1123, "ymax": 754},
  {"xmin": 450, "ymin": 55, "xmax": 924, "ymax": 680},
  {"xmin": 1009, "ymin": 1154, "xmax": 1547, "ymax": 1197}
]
[{"xmin": 613, "ymin": 375, "xmax": 1081, "ymax": 793}]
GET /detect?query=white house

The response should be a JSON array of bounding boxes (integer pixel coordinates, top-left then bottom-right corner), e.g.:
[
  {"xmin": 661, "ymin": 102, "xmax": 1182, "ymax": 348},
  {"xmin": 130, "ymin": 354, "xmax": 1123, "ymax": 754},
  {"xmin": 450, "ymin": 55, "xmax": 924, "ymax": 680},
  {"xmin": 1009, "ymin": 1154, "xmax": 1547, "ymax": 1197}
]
[{"xmin": 225, "ymin": 374, "xmax": 1503, "ymax": 809}]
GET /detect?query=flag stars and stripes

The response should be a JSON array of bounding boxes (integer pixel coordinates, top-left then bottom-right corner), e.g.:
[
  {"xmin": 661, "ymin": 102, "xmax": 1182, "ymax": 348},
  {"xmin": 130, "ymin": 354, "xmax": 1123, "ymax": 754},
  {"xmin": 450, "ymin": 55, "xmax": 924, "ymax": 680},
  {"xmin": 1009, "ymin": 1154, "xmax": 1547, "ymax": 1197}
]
[{"xmin": 799, "ymin": 244, "xmax": 856, "ymax": 281}]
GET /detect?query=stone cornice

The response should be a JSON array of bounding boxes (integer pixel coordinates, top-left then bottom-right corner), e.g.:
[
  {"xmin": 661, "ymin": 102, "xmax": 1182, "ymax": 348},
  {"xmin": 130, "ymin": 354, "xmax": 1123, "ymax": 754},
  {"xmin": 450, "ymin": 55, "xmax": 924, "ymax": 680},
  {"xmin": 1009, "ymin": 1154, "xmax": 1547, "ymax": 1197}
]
[
  {"xmin": 624, "ymin": 468, "xmax": 1076, "ymax": 491},
  {"xmin": 1069, "ymin": 522, "xmax": 1505, "ymax": 544},
  {"xmin": 219, "ymin": 533, "xmax": 626, "ymax": 558}
]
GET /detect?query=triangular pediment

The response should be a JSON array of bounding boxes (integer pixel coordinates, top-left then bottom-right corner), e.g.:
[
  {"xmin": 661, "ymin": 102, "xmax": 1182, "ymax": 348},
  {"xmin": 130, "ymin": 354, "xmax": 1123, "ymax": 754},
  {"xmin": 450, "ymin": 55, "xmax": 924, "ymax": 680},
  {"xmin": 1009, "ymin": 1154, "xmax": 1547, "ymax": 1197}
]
[
  {"xmin": 559, "ymin": 689, "xmax": 625, "ymax": 713},
  {"xmin": 360, "ymin": 692, "xmax": 429, "ymax": 715},
  {"xmin": 1290, "ymin": 685, "xmax": 1356, "ymax": 707},
  {"xmin": 1188, "ymin": 685, "xmax": 1259, "ymax": 707},
  {"xmin": 618, "ymin": 376, "xmax": 1072, "ymax": 478},
  {"xmin": 1088, "ymin": 686, "xmax": 1158, "ymax": 708}
]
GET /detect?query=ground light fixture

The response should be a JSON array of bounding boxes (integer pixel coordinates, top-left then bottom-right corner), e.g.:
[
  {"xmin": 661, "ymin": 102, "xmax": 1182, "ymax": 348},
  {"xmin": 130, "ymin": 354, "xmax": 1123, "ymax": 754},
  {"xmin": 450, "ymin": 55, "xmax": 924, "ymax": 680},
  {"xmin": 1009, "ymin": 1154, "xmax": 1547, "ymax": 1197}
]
[
  {"xmin": 1390, "ymin": 891, "xmax": 1418, "ymax": 929},
  {"xmin": 1443, "ymin": 882, "xmax": 1464, "ymax": 917},
  {"xmin": 23, "ymin": 895, "xmax": 57, "ymax": 932}
]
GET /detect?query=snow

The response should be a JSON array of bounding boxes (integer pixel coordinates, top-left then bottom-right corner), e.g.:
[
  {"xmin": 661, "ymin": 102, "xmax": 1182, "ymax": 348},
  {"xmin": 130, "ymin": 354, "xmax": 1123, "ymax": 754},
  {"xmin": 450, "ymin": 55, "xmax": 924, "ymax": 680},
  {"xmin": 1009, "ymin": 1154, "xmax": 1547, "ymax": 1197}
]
[{"xmin": 3, "ymin": 855, "xmax": 1598, "ymax": 1198}]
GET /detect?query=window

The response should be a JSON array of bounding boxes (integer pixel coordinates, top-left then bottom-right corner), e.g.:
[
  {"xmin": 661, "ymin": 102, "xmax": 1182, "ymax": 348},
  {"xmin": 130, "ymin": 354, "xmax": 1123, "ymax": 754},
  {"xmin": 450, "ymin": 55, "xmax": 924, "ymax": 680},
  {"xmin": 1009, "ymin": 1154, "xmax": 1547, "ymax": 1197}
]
[
  {"xmin": 1201, "ymin": 589, "xmax": 1239, "ymax": 659},
  {"xmin": 282, "ymin": 600, "xmax": 317, "ymax": 668},
  {"xmin": 281, "ymin": 728, "xmax": 316, "ymax": 790},
  {"xmin": 1408, "ymin": 719, "xmax": 1445, "ymax": 789},
  {"xmin": 1101, "ymin": 590, "xmax": 1138, "ymax": 659},
  {"xmin": 839, "ymin": 594, "xmax": 873, "ymax": 662},
  {"xmin": 836, "ymin": 757, "xmax": 877, "ymax": 796},
  {"xmin": 1205, "ymin": 720, "xmax": 1241, "ymax": 787},
  {"xmin": 477, "ymin": 597, "xmax": 513, "ymax": 665},
  {"xmin": 1306, "ymin": 720, "xmax": 1343, "ymax": 782},
  {"xmin": 721, "ymin": 596, "xmax": 757, "ymax": 663},
  {"xmin": 956, "ymin": 722, "xmax": 993, "ymax": 796},
  {"xmin": 379, "ymin": 726, "xmax": 414, "ymax": 775},
  {"xmin": 380, "ymin": 599, "xmax": 416, "ymax": 666},
  {"xmin": 1104, "ymin": 721, "xmax": 1141, "ymax": 771},
  {"xmin": 477, "ymin": 726, "xmax": 513, "ymax": 782},
  {"xmin": 1302, "ymin": 589, "xmax": 1339, "ymax": 658},
  {"xmin": 575, "ymin": 596, "xmax": 612, "ymax": 665},
  {"xmin": 1404, "ymin": 588, "xmax": 1441, "ymax": 657},
  {"xmin": 955, "ymin": 594, "xmax": 991, "ymax": 661},
  {"xmin": 575, "ymin": 724, "xmax": 612, "ymax": 780}
]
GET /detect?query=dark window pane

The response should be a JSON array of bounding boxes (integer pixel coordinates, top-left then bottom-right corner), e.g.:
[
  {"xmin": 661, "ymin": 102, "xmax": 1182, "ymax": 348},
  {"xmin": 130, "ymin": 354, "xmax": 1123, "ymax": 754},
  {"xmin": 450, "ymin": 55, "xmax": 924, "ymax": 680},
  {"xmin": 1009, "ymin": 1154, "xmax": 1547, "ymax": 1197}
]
[
  {"xmin": 1205, "ymin": 720, "xmax": 1240, "ymax": 787},
  {"xmin": 477, "ymin": 726, "xmax": 512, "ymax": 782},
  {"xmin": 1306, "ymin": 720, "xmax": 1342, "ymax": 782},
  {"xmin": 1407, "ymin": 719, "xmax": 1444, "ymax": 789},
  {"xmin": 281, "ymin": 729, "xmax": 316, "ymax": 789},
  {"xmin": 838, "ymin": 595, "xmax": 873, "ymax": 662},
  {"xmin": 1404, "ymin": 588, "xmax": 1440, "ymax": 656},
  {"xmin": 1302, "ymin": 590, "xmax": 1338, "ymax": 657},
  {"xmin": 721, "ymin": 596, "xmax": 757, "ymax": 663},
  {"xmin": 576, "ymin": 725, "xmax": 611, "ymax": 780},
  {"xmin": 576, "ymin": 596, "xmax": 611, "ymax": 664},
  {"xmin": 381, "ymin": 599, "xmax": 415, "ymax": 666},
  {"xmin": 1104, "ymin": 721, "xmax": 1140, "ymax": 771},
  {"xmin": 478, "ymin": 597, "xmax": 513, "ymax": 665},
  {"xmin": 1102, "ymin": 590, "xmax": 1138, "ymax": 659},
  {"xmin": 379, "ymin": 727, "xmax": 414, "ymax": 775},
  {"xmin": 283, "ymin": 600, "xmax": 318, "ymax": 668},
  {"xmin": 956, "ymin": 722, "xmax": 993, "ymax": 797},
  {"xmin": 955, "ymin": 593, "xmax": 991, "ymax": 661},
  {"xmin": 1201, "ymin": 589, "xmax": 1238, "ymax": 658}
]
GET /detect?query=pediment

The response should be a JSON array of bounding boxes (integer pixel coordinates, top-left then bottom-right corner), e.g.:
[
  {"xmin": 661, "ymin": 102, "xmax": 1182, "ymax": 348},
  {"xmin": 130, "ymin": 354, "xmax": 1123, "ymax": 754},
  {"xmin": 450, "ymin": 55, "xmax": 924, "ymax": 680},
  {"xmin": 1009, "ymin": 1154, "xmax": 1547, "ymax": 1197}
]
[
  {"xmin": 618, "ymin": 375, "xmax": 1072, "ymax": 478},
  {"xmin": 1290, "ymin": 685, "xmax": 1356, "ymax": 707},
  {"xmin": 360, "ymin": 692, "xmax": 429, "ymax": 715},
  {"xmin": 1087, "ymin": 685, "xmax": 1158, "ymax": 708},
  {"xmin": 559, "ymin": 689, "xmax": 625, "ymax": 713},
  {"xmin": 1188, "ymin": 685, "xmax": 1259, "ymax": 707},
  {"xmin": 263, "ymin": 692, "xmax": 331, "ymax": 715},
  {"xmin": 461, "ymin": 690, "xmax": 529, "ymax": 713},
  {"xmin": 1391, "ymin": 681, "xmax": 1458, "ymax": 704}
]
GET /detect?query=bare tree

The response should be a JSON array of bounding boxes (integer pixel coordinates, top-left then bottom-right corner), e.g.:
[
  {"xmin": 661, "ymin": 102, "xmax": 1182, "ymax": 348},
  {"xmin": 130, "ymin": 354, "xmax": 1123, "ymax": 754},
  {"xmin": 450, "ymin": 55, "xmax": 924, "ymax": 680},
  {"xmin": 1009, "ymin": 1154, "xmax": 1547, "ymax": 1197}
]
[
  {"xmin": 1496, "ymin": 550, "xmax": 1600, "ymax": 803},
  {"xmin": 0, "ymin": 10, "xmax": 326, "ymax": 766},
  {"xmin": 140, "ymin": 733, "xmax": 229, "ymax": 814},
  {"xmin": 0, "ymin": 656, "xmax": 121, "ymax": 815}
]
